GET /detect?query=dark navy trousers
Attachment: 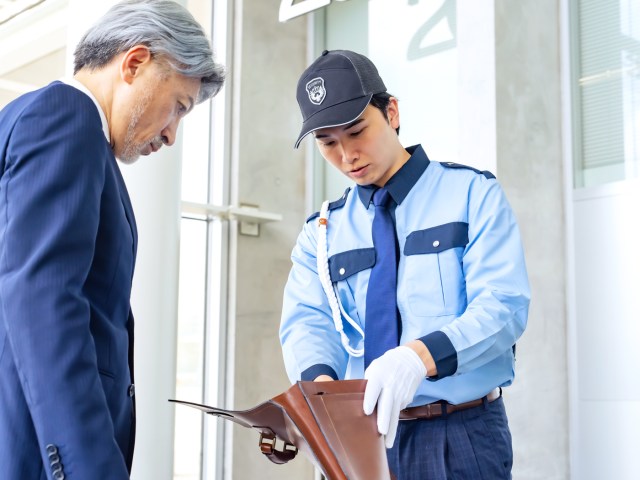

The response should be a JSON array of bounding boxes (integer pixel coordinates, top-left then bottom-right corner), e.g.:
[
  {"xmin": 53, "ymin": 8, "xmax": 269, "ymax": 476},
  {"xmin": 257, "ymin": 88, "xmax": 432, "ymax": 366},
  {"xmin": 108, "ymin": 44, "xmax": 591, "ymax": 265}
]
[{"xmin": 387, "ymin": 396, "xmax": 513, "ymax": 480}]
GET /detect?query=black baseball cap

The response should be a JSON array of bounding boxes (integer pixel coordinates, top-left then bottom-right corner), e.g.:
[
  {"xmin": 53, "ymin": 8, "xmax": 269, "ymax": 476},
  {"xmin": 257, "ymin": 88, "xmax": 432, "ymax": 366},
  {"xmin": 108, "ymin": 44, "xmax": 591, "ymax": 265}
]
[{"xmin": 294, "ymin": 49, "xmax": 387, "ymax": 148}]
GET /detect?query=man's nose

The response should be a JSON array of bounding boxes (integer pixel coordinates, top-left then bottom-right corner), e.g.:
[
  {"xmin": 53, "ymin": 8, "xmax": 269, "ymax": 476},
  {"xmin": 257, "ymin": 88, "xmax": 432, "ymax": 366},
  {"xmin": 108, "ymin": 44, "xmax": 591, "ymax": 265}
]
[
  {"xmin": 161, "ymin": 119, "xmax": 180, "ymax": 146},
  {"xmin": 341, "ymin": 143, "xmax": 358, "ymax": 164}
]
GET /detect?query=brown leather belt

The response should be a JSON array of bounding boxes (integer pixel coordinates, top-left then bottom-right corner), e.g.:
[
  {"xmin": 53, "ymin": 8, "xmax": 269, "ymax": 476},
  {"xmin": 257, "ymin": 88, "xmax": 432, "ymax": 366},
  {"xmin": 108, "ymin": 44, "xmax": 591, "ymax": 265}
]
[{"xmin": 399, "ymin": 388, "xmax": 501, "ymax": 421}]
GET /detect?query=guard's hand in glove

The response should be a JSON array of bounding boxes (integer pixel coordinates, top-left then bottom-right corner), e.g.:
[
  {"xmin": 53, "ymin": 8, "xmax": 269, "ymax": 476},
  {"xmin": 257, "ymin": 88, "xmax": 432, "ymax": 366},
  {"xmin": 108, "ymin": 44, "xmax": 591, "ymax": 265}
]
[{"xmin": 363, "ymin": 345, "xmax": 427, "ymax": 448}]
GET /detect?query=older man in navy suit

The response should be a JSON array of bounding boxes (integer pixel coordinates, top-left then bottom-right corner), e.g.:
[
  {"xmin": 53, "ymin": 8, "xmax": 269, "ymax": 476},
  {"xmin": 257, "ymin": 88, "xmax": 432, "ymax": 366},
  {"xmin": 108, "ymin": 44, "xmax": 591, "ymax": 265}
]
[{"xmin": 0, "ymin": 1, "xmax": 224, "ymax": 478}]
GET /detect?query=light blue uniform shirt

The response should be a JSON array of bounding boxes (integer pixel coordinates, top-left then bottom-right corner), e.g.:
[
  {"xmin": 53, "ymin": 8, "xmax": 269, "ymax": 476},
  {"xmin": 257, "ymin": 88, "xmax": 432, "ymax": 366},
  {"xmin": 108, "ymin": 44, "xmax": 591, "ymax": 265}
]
[{"xmin": 280, "ymin": 145, "xmax": 530, "ymax": 406}]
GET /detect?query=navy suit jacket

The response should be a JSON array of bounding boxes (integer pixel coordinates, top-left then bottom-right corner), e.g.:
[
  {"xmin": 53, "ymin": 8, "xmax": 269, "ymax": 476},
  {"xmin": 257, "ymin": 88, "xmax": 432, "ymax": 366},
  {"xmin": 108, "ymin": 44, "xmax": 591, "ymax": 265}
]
[{"xmin": 0, "ymin": 82, "xmax": 137, "ymax": 479}]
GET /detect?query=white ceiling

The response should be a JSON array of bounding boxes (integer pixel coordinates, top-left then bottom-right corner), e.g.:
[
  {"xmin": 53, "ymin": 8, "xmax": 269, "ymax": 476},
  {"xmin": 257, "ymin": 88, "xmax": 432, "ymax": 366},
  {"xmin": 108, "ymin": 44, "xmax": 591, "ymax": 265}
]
[
  {"xmin": 0, "ymin": 0, "xmax": 68, "ymax": 96},
  {"xmin": 0, "ymin": 0, "xmax": 45, "ymax": 25}
]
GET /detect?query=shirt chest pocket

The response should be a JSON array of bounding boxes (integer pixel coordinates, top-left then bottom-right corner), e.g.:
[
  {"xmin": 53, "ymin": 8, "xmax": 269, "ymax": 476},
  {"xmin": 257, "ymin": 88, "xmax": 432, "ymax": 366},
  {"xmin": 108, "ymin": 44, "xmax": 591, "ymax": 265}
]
[
  {"xmin": 327, "ymin": 248, "xmax": 375, "ymax": 325},
  {"xmin": 402, "ymin": 222, "xmax": 468, "ymax": 317}
]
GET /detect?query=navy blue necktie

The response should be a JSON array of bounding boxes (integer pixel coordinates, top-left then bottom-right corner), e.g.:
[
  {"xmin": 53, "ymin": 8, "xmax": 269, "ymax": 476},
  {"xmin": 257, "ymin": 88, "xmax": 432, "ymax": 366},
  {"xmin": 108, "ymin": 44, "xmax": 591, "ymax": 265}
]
[{"xmin": 364, "ymin": 187, "xmax": 400, "ymax": 369}]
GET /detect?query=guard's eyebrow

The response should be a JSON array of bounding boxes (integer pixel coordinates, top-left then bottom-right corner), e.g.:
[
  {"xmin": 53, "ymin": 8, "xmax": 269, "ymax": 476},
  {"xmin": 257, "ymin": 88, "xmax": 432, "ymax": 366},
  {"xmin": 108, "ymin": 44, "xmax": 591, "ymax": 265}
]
[{"xmin": 314, "ymin": 118, "xmax": 365, "ymax": 139}]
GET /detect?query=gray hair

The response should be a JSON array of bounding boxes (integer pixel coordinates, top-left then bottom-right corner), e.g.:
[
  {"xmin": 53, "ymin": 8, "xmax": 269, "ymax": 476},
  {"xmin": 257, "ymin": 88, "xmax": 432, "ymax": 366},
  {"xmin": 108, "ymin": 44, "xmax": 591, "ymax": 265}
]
[{"xmin": 73, "ymin": 0, "xmax": 224, "ymax": 103}]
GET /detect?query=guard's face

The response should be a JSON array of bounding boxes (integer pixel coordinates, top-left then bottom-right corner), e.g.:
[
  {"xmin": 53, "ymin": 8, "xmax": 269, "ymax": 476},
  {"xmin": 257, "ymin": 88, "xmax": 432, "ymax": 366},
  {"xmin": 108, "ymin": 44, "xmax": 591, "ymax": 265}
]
[
  {"xmin": 114, "ymin": 62, "xmax": 201, "ymax": 164},
  {"xmin": 313, "ymin": 99, "xmax": 406, "ymax": 188}
]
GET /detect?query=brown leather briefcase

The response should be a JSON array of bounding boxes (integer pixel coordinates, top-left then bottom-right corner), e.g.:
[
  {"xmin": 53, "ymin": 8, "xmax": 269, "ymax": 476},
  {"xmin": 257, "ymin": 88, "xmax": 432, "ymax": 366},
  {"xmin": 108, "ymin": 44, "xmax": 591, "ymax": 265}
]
[{"xmin": 170, "ymin": 379, "xmax": 393, "ymax": 480}]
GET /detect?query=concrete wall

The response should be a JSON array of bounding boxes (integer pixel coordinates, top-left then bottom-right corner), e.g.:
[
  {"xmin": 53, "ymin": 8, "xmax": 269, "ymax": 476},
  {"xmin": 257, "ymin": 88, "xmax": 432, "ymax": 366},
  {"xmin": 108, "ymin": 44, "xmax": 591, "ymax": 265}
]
[
  {"xmin": 228, "ymin": 0, "xmax": 315, "ymax": 478},
  {"xmin": 495, "ymin": 1, "xmax": 569, "ymax": 479}
]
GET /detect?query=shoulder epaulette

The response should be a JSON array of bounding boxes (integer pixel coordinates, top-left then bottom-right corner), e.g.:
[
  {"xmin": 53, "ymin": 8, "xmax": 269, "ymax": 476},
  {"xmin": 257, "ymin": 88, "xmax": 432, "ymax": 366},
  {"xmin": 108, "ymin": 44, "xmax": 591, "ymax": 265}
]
[
  {"xmin": 306, "ymin": 187, "xmax": 351, "ymax": 223},
  {"xmin": 441, "ymin": 161, "xmax": 495, "ymax": 179}
]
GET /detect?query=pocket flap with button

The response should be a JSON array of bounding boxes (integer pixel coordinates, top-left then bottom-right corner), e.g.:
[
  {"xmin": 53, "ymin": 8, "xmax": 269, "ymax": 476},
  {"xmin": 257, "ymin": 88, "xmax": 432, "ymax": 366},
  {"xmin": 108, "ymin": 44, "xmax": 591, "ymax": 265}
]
[
  {"xmin": 404, "ymin": 222, "xmax": 469, "ymax": 255},
  {"xmin": 328, "ymin": 248, "xmax": 375, "ymax": 282}
]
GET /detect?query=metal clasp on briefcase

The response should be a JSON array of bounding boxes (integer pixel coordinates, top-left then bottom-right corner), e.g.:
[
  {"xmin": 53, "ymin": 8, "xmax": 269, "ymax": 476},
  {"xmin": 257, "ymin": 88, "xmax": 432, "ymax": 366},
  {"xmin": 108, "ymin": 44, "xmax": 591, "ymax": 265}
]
[{"xmin": 258, "ymin": 430, "xmax": 298, "ymax": 464}]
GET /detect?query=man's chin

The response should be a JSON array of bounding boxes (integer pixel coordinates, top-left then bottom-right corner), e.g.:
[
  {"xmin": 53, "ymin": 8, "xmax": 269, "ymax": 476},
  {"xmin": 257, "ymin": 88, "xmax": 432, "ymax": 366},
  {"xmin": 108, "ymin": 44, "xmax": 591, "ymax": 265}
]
[{"xmin": 116, "ymin": 153, "xmax": 141, "ymax": 165}]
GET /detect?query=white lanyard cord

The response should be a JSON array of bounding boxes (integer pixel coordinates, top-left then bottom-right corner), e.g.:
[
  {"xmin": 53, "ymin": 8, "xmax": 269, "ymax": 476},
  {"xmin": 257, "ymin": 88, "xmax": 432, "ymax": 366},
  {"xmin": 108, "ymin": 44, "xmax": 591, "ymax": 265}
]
[{"xmin": 316, "ymin": 200, "xmax": 364, "ymax": 357}]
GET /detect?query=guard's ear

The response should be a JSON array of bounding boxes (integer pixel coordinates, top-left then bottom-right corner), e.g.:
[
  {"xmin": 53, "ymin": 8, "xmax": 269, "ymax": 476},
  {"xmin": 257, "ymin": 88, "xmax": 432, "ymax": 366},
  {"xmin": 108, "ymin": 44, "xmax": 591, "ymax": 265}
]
[
  {"xmin": 120, "ymin": 45, "xmax": 152, "ymax": 84},
  {"xmin": 387, "ymin": 97, "xmax": 400, "ymax": 130}
]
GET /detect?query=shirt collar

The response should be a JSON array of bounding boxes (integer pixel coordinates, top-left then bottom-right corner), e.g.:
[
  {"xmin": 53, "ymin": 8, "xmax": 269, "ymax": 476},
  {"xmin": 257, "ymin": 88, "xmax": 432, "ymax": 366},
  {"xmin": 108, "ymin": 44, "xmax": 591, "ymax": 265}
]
[
  {"xmin": 357, "ymin": 144, "xmax": 430, "ymax": 207},
  {"xmin": 59, "ymin": 77, "xmax": 110, "ymax": 143}
]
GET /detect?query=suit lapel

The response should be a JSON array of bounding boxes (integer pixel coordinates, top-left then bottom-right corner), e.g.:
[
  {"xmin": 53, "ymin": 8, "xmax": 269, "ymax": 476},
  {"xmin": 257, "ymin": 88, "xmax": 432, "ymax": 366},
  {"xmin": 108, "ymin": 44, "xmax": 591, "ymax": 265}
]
[{"xmin": 111, "ymin": 158, "xmax": 138, "ymax": 264}]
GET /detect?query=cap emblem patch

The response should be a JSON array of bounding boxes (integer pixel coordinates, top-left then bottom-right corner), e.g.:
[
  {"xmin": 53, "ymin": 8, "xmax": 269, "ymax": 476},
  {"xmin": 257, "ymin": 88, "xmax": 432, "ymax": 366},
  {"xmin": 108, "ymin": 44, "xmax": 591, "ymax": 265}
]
[{"xmin": 306, "ymin": 77, "xmax": 326, "ymax": 105}]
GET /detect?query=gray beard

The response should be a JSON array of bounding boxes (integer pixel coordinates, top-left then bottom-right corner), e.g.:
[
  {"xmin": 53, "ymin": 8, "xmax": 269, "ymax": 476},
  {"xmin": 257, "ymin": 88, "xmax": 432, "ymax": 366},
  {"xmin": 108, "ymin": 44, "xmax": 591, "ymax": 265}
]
[{"xmin": 118, "ymin": 92, "xmax": 150, "ymax": 164}]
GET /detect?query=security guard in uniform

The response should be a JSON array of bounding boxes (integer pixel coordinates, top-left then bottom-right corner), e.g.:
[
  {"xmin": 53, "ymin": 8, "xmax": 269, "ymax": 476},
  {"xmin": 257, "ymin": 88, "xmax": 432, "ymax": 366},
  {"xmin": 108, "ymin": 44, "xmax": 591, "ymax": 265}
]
[{"xmin": 279, "ymin": 50, "xmax": 530, "ymax": 479}]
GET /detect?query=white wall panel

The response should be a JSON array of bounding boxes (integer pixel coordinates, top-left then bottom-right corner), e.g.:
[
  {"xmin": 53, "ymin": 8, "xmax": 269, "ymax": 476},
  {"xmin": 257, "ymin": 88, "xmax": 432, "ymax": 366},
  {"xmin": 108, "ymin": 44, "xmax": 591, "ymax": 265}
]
[{"xmin": 573, "ymin": 179, "xmax": 640, "ymax": 479}]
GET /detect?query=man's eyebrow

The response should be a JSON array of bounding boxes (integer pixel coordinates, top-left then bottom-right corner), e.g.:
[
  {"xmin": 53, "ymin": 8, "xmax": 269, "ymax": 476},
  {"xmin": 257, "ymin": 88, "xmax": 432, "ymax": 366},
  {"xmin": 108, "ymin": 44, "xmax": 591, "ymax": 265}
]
[
  {"xmin": 186, "ymin": 96, "xmax": 195, "ymax": 113},
  {"xmin": 314, "ymin": 118, "xmax": 365, "ymax": 138}
]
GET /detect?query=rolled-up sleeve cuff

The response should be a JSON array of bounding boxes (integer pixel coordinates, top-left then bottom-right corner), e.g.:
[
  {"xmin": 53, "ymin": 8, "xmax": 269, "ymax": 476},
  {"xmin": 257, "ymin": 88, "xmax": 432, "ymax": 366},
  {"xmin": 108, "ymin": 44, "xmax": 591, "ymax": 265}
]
[
  {"xmin": 300, "ymin": 364, "xmax": 339, "ymax": 381},
  {"xmin": 418, "ymin": 331, "xmax": 458, "ymax": 380}
]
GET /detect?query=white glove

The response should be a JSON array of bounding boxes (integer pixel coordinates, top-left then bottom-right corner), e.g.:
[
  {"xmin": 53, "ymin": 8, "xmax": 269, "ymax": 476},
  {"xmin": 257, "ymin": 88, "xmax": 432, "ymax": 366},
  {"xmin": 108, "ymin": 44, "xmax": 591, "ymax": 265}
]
[{"xmin": 363, "ymin": 346, "xmax": 427, "ymax": 448}]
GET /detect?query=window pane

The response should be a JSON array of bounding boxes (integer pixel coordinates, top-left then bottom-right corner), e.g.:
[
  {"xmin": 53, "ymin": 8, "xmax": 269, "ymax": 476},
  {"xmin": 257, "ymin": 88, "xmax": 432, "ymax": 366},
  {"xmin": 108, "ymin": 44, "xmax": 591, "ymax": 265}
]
[
  {"xmin": 181, "ymin": 102, "xmax": 211, "ymax": 204},
  {"xmin": 181, "ymin": 0, "xmax": 213, "ymax": 204},
  {"xmin": 574, "ymin": 0, "xmax": 640, "ymax": 187},
  {"xmin": 176, "ymin": 2, "xmax": 226, "ymax": 479},
  {"xmin": 173, "ymin": 218, "xmax": 208, "ymax": 480}
]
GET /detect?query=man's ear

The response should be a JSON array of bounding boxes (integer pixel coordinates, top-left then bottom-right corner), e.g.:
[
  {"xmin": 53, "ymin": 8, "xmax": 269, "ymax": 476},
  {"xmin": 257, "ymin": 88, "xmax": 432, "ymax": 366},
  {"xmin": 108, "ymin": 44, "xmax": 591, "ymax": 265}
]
[
  {"xmin": 120, "ymin": 45, "xmax": 152, "ymax": 84},
  {"xmin": 387, "ymin": 97, "xmax": 400, "ymax": 130}
]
